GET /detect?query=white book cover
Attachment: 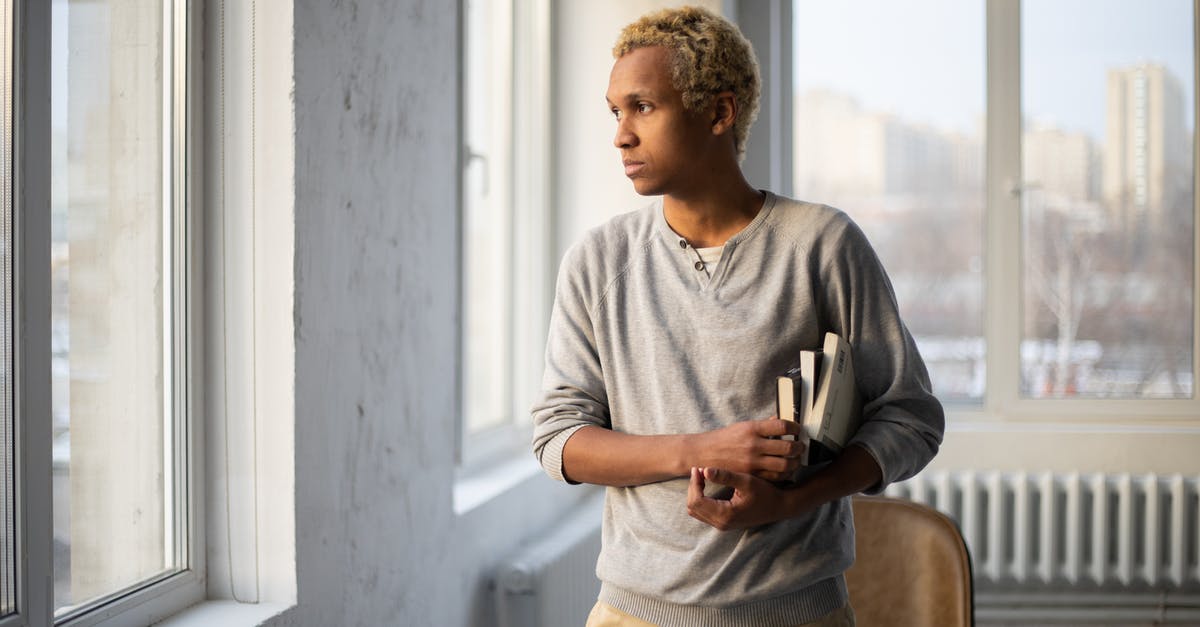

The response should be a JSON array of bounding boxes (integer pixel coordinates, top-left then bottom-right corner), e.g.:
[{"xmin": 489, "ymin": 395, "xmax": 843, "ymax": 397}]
[
  {"xmin": 809, "ymin": 332, "xmax": 862, "ymax": 451},
  {"xmin": 775, "ymin": 368, "xmax": 801, "ymax": 442}
]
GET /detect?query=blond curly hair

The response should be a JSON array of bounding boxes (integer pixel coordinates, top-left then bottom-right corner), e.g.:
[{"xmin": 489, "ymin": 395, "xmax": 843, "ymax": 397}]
[{"xmin": 613, "ymin": 5, "xmax": 761, "ymax": 159}]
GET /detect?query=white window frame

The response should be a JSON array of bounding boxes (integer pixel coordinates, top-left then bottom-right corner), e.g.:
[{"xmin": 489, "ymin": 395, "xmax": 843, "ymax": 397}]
[
  {"xmin": 12, "ymin": 0, "xmax": 205, "ymax": 625},
  {"xmin": 980, "ymin": 0, "xmax": 1200, "ymax": 424},
  {"xmin": 739, "ymin": 0, "xmax": 1200, "ymax": 428},
  {"xmin": 456, "ymin": 0, "xmax": 554, "ymax": 473}
]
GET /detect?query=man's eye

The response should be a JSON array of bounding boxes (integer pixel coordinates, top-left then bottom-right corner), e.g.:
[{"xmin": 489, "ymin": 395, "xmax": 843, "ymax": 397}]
[
  {"xmin": 637, "ymin": 103, "xmax": 652, "ymax": 113},
  {"xmin": 611, "ymin": 108, "xmax": 621, "ymax": 120}
]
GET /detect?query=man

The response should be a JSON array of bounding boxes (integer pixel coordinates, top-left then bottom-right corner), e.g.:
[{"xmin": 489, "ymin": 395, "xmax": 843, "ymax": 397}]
[{"xmin": 532, "ymin": 6, "xmax": 944, "ymax": 626}]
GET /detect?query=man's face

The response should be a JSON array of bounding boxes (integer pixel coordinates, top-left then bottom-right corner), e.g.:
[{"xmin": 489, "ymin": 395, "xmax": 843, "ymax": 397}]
[{"xmin": 606, "ymin": 46, "xmax": 712, "ymax": 197}]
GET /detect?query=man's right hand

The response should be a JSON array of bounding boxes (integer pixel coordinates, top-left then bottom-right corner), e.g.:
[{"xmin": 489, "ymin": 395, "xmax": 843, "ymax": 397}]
[{"xmin": 691, "ymin": 418, "xmax": 805, "ymax": 482}]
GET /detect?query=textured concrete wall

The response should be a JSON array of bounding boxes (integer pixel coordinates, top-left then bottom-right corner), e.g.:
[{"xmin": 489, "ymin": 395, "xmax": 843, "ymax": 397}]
[{"xmin": 276, "ymin": 1, "xmax": 460, "ymax": 624}]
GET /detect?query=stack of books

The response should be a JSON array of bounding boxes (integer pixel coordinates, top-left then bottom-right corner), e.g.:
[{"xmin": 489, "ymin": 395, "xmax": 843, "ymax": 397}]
[{"xmin": 776, "ymin": 332, "xmax": 863, "ymax": 465}]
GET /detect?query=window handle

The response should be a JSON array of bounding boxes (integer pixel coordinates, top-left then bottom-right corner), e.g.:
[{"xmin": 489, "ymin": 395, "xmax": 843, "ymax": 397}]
[
  {"xmin": 1007, "ymin": 179, "xmax": 1043, "ymax": 199},
  {"xmin": 466, "ymin": 147, "xmax": 490, "ymax": 195}
]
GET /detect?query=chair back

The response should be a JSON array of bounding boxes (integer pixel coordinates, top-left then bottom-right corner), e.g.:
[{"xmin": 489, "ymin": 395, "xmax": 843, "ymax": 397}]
[{"xmin": 845, "ymin": 495, "xmax": 974, "ymax": 627}]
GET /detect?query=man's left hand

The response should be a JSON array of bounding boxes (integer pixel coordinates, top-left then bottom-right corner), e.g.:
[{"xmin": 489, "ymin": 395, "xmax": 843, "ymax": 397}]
[{"xmin": 687, "ymin": 466, "xmax": 799, "ymax": 530}]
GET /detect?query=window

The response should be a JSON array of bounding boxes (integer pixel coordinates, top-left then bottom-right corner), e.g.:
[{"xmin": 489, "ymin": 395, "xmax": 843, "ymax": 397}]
[
  {"xmin": 791, "ymin": 0, "xmax": 1196, "ymax": 414},
  {"xmin": 49, "ymin": 0, "xmax": 193, "ymax": 617},
  {"xmin": 793, "ymin": 0, "xmax": 986, "ymax": 402},
  {"xmin": 462, "ymin": 0, "xmax": 515, "ymax": 439},
  {"xmin": 10, "ymin": 0, "xmax": 200, "ymax": 624},
  {"xmin": 1020, "ymin": 0, "xmax": 1193, "ymax": 399},
  {"xmin": 49, "ymin": 0, "xmax": 187, "ymax": 616},
  {"xmin": 459, "ymin": 0, "xmax": 551, "ymax": 465}
]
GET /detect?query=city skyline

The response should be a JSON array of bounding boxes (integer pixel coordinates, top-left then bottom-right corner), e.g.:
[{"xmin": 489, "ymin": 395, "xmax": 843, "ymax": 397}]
[
  {"xmin": 794, "ymin": 60, "xmax": 1192, "ymax": 207},
  {"xmin": 794, "ymin": 0, "xmax": 1194, "ymax": 140}
]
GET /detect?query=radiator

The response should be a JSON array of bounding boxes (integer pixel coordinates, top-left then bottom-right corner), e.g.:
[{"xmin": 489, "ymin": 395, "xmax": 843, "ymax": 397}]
[
  {"xmin": 494, "ymin": 474, "xmax": 1200, "ymax": 625},
  {"xmin": 884, "ymin": 471, "xmax": 1200, "ymax": 588},
  {"xmin": 496, "ymin": 490, "xmax": 604, "ymax": 627}
]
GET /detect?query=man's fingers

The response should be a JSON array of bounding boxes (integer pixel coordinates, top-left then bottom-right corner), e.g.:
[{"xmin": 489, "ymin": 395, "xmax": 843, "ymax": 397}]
[
  {"xmin": 757, "ymin": 417, "xmax": 804, "ymax": 439},
  {"xmin": 688, "ymin": 466, "xmax": 705, "ymax": 500},
  {"xmin": 687, "ymin": 467, "xmax": 732, "ymax": 530},
  {"xmin": 702, "ymin": 466, "xmax": 754, "ymax": 490},
  {"xmin": 755, "ymin": 453, "xmax": 801, "ymax": 474},
  {"xmin": 761, "ymin": 437, "xmax": 806, "ymax": 459}
]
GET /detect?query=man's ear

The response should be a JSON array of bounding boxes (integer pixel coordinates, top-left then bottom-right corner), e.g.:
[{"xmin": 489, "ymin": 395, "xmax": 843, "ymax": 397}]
[{"xmin": 710, "ymin": 91, "xmax": 738, "ymax": 136}]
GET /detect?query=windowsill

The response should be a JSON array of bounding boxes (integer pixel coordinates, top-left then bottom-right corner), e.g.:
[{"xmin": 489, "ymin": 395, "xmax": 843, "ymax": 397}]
[
  {"xmin": 155, "ymin": 600, "xmax": 292, "ymax": 627},
  {"xmin": 453, "ymin": 452, "xmax": 543, "ymax": 515},
  {"xmin": 943, "ymin": 408, "xmax": 1200, "ymax": 431}
]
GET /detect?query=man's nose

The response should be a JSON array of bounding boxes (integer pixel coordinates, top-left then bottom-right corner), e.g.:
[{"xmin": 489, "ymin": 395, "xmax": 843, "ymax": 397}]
[{"xmin": 613, "ymin": 119, "xmax": 637, "ymax": 149}]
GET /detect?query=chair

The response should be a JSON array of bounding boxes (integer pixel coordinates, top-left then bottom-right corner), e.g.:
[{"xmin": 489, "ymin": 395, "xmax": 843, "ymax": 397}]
[{"xmin": 845, "ymin": 496, "xmax": 974, "ymax": 627}]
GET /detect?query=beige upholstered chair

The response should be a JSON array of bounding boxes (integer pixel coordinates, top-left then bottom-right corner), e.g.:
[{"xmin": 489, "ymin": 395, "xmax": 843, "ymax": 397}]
[{"xmin": 846, "ymin": 496, "xmax": 974, "ymax": 627}]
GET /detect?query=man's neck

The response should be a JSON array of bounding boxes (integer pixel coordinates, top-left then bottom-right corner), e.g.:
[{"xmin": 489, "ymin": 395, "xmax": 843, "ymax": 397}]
[{"xmin": 663, "ymin": 176, "xmax": 764, "ymax": 249}]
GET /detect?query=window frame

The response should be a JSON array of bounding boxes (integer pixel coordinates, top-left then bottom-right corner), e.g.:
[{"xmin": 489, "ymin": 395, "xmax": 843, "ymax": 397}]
[
  {"xmin": 753, "ymin": 0, "xmax": 1200, "ymax": 425},
  {"xmin": 982, "ymin": 0, "xmax": 1200, "ymax": 423},
  {"xmin": 14, "ymin": 0, "xmax": 52, "ymax": 623},
  {"xmin": 12, "ymin": 0, "xmax": 206, "ymax": 625}
]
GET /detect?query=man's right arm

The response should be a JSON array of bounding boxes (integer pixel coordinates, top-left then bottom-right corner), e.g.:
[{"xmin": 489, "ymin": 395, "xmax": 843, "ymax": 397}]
[
  {"xmin": 561, "ymin": 420, "xmax": 805, "ymax": 487},
  {"xmin": 531, "ymin": 243, "xmax": 803, "ymax": 487}
]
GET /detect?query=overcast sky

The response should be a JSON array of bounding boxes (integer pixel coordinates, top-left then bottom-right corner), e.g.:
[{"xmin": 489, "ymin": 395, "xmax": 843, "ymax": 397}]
[{"xmin": 794, "ymin": 0, "xmax": 1194, "ymax": 139}]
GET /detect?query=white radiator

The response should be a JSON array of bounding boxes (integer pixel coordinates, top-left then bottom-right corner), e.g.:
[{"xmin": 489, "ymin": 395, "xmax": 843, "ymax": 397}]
[
  {"xmin": 496, "ymin": 491, "xmax": 604, "ymax": 627},
  {"xmin": 885, "ymin": 471, "xmax": 1200, "ymax": 588},
  {"xmin": 886, "ymin": 471, "xmax": 1200, "ymax": 623}
]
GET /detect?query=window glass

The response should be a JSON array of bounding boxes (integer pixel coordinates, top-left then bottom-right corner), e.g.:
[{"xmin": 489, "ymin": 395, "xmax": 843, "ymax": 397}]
[
  {"xmin": 793, "ymin": 0, "xmax": 986, "ymax": 401},
  {"xmin": 50, "ymin": 0, "xmax": 179, "ymax": 614},
  {"xmin": 1020, "ymin": 0, "xmax": 1194, "ymax": 398}
]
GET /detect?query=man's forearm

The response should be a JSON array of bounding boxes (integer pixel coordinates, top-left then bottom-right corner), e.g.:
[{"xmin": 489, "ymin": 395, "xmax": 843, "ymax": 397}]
[
  {"xmin": 784, "ymin": 444, "xmax": 883, "ymax": 514},
  {"xmin": 560, "ymin": 426, "xmax": 695, "ymax": 486},
  {"xmin": 561, "ymin": 420, "xmax": 806, "ymax": 487}
]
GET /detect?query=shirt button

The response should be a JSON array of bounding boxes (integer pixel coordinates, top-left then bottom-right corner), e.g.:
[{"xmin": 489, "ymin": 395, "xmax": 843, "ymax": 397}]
[
  {"xmin": 694, "ymin": 261, "xmax": 705, "ymax": 271},
  {"xmin": 678, "ymin": 239, "xmax": 687, "ymax": 248}
]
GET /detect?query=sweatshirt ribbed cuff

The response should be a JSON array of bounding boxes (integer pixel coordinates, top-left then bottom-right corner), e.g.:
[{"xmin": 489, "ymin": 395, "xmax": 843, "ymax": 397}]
[{"xmin": 539, "ymin": 424, "xmax": 588, "ymax": 484}]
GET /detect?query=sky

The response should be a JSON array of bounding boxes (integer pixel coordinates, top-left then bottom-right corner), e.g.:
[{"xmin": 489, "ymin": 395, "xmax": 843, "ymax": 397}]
[
  {"xmin": 794, "ymin": 0, "xmax": 1195, "ymax": 140},
  {"xmin": 49, "ymin": 1, "xmax": 1195, "ymax": 144}
]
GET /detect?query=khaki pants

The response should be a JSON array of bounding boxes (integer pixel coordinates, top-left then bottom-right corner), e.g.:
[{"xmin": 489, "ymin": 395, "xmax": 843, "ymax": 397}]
[{"xmin": 585, "ymin": 601, "xmax": 856, "ymax": 627}]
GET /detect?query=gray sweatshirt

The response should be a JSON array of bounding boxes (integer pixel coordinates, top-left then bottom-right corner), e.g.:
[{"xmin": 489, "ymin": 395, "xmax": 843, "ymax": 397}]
[{"xmin": 531, "ymin": 192, "xmax": 944, "ymax": 626}]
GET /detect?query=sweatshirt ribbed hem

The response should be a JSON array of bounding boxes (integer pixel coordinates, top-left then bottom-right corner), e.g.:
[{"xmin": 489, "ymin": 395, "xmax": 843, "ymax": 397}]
[{"xmin": 598, "ymin": 576, "xmax": 847, "ymax": 627}]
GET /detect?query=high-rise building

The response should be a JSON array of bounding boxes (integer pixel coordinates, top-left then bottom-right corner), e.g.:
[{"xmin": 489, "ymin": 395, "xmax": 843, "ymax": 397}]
[
  {"xmin": 1103, "ymin": 63, "xmax": 1189, "ymax": 233},
  {"xmin": 1024, "ymin": 122, "xmax": 1098, "ymax": 206}
]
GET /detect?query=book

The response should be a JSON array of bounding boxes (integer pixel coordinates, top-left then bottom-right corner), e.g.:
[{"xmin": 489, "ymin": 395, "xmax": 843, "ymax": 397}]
[
  {"xmin": 797, "ymin": 349, "xmax": 821, "ymax": 434},
  {"xmin": 805, "ymin": 332, "xmax": 863, "ymax": 464},
  {"xmin": 775, "ymin": 367, "xmax": 803, "ymax": 442},
  {"xmin": 776, "ymin": 332, "xmax": 863, "ymax": 466}
]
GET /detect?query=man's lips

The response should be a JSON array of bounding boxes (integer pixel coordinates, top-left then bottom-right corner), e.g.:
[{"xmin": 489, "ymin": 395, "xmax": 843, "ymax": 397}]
[{"xmin": 623, "ymin": 160, "xmax": 645, "ymax": 176}]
